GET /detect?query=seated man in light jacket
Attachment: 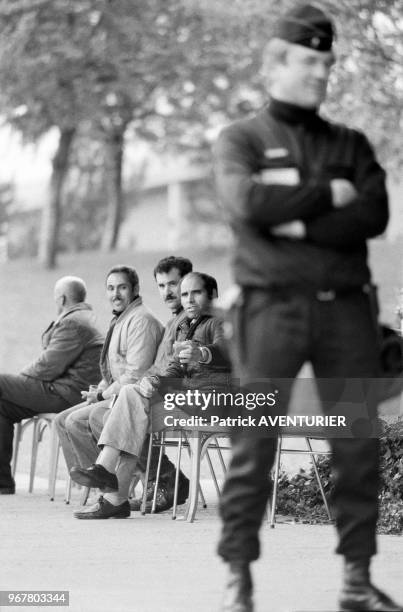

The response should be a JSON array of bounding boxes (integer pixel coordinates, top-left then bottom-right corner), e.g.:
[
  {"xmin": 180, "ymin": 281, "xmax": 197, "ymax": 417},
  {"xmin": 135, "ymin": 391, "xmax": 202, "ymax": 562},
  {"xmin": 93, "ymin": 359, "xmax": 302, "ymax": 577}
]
[
  {"xmin": 0, "ymin": 276, "xmax": 104, "ymax": 495},
  {"xmin": 55, "ymin": 265, "xmax": 163, "ymax": 517},
  {"xmin": 70, "ymin": 272, "xmax": 231, "ymax": 518}
]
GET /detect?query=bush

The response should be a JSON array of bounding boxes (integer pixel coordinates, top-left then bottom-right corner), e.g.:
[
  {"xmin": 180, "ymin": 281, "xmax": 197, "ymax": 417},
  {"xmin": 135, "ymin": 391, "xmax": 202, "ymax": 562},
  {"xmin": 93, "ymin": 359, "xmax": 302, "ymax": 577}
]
[
  {"xmin": 276, "ymin": 420, "xmax": 403, "ymax": 534},
  {"xmin": 377, "ymin": 420, "xmax": 403, "ymax": 534},
  {"xmin": 276, "ymin": 453, "xmax": 333, "ymax": 524}
]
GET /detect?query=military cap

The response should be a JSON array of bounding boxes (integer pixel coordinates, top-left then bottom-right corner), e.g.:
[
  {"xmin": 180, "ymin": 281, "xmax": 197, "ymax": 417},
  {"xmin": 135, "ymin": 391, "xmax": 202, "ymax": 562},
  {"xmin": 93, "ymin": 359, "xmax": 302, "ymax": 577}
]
[{"xmin": 273, "ymin": 4, "xmax": 335, "ymax": 51}]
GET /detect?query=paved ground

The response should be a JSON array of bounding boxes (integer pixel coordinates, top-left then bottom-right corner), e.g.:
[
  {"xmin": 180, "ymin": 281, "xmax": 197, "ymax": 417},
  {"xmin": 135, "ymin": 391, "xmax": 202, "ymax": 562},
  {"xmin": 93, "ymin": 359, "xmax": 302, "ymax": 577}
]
[{"xmin": 0, "ymin": 475, "xmax": 402, "ymax": 612}]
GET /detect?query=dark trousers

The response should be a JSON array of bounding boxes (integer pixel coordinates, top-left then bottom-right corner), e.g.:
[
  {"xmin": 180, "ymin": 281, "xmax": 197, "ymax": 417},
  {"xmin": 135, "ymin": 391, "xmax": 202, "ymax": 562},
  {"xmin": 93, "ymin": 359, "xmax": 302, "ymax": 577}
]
[
  {"xmin": 218, "ymin": 288, "xmax": 381, "ymax": 563},
  {"xmin": 0, "ymin": 373, "xmax": 70, "ymax": 487}
]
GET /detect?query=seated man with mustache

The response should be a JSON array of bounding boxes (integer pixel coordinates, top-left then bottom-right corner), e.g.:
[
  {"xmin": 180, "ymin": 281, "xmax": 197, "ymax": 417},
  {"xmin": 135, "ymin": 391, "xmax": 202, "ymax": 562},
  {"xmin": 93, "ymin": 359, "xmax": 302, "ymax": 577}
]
[{"xmin": 70, "ymin": 272, "xmax": 231, "ymax": 513}]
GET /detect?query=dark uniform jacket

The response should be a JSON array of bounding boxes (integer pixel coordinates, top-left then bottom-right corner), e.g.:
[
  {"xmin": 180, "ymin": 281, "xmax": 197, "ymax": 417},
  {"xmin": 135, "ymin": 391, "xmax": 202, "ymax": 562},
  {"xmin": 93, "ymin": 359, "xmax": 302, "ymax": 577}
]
[
  {"xmin": 22, "ymin": 303, "xmax": 104, "ymax": 404},
  {"xmin": 213, "ymin": 98, "xmax": 389, "ymax": 291}
]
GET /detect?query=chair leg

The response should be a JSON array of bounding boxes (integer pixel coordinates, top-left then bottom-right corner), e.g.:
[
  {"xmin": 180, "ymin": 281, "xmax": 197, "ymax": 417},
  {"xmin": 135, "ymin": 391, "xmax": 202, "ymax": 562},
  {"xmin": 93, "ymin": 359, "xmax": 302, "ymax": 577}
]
[
  {"xmin": 213, "ymin": 438, "xmax": 228, "ymax": 475},
  {"xmin": 11, "ymin": 422, "xmax": 23, "ymax": 478},
  {"xmin": 141, "ymin": 433, "xmax": 155, "ymax": 514},
  {"xmin": 48, "ymin": 421, "xmax": 60, "ymax": 501},
  {"xmin": 197, "ymin": 483, "xmax": 207, "ymax": 508},
  {"xmin": 151, "ymin": 433, "xmax": 165, "ymax": 513},
  {"xmin": 205, "ymin": 448, "xmax": 221, "ymax": 498},
  {"xmin": 198, "ymin": 432, "xmax": 226, "ymax": 510},
  {"xmin": 204, "ymin": 436, "xmax": 228, "ymax": 500},
  {"xmin": 185, "ymin": 432, "xmax": 202, "ymax": 523},
  {"xmin": 65, "ymin": 476, "xmax": 72, "ymax": 504},
  {"xmin": 305, "ymin": 438, "xmax": 332, "ymax": 521},
  {"xmin": 184, "ymin": 433, "xmax": 207, "ymax": 509},
  {"xmin": 29, "ymin": 418, "xmax": 40, "ymax": 493},
  {"xmin": 269, "ymin": 436, "xmax": 282, "ymax": 528},
  {"xmin": 171, "ymin": 431, "xmax": 183, "ymax": 520}
]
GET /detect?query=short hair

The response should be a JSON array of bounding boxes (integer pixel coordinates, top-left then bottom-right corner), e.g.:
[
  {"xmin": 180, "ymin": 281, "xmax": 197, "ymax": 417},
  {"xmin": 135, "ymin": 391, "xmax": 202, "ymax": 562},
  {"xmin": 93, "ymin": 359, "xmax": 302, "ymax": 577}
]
[
  {"xmin": 55, "ymin": 276, "xmax": 87, "ymax": 303},
  {"xmin": 106, "ymin": 265, "xmax": 139, "ymax": 291},
  {"xmin": 181, "ymin": 272, "xmax": 218, "ymax": 300},
  {"xmin": 153, "ymin": 256, "xmax": 193, "ymax": 279}
]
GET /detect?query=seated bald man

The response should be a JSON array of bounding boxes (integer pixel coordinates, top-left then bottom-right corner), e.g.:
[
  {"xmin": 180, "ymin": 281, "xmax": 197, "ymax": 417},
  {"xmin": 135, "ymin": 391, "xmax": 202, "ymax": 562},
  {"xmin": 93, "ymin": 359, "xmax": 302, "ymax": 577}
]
[{"xmin": 0, "ymin": 276, "xmax": 104, "ymax": 495}]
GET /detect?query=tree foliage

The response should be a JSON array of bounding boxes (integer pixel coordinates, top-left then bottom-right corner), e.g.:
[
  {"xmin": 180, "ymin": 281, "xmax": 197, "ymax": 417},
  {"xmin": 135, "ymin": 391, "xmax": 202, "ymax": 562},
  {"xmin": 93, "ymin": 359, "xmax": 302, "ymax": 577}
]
[
  {"xmin": 200, "ymin": 0, "xmax": 403, "ymax": 175},
  {"xmin": 0, "ymin": 0, "xmax": 267, "ymax": 263},
  {"xmin": 0, "ymin": 0, "xmax": 402, "ymax": 265}
]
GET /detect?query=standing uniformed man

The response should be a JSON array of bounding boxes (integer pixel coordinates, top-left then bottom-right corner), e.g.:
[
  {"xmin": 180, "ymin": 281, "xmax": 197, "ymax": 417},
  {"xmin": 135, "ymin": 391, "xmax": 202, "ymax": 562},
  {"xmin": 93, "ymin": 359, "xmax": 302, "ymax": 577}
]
[{"xmin": 213, "ymin": 4, "xmax": 402, "ymax": 612}]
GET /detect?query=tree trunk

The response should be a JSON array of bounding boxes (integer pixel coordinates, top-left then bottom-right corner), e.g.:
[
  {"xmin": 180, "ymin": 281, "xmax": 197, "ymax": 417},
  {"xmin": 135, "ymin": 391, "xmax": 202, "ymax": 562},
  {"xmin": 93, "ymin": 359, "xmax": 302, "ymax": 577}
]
[
  {"xmin": 101, "ymin": 129, "xmax": 124, "ymax": 251},
  {"xmin": 38, "ymin": 127, "xmax": 75, "ymax": 269}
]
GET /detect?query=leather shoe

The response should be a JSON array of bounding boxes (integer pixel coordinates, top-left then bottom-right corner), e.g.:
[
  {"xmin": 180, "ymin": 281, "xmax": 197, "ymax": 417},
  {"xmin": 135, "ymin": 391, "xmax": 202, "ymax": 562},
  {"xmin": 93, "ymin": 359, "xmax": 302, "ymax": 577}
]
[
  {"xmin": 74, "ymin": 496, "xmax": 130, "ymax": 519},
  {"xmin": 339, "ymin": 584, "xmax": 403, "ymax": 611},
  {"xmin": 70, "ymin": 464, "xmax": 118, "ymax": 492},
  {"xmin": 221, "ymin": 562, "xmax": 253, "ymax": 612}
]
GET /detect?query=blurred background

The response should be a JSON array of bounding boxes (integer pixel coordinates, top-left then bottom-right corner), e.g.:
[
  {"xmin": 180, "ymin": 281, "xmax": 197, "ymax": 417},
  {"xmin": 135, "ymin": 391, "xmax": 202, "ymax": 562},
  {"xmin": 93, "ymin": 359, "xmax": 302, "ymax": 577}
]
[{"xmin": 0, "ymin": 0, "xmax": 402, "ymax": 374}]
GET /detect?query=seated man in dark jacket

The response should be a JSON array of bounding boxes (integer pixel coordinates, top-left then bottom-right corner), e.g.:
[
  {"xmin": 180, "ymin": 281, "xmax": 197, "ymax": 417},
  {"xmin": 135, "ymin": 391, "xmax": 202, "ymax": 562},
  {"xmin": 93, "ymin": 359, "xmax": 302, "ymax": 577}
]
[
  {"xmin": 0, "ymin": 276, "xmax": 104, "ymax": 494},
  {"xmin": 70, "ymin": 272, "xmax": 231, "ymax": 516}
]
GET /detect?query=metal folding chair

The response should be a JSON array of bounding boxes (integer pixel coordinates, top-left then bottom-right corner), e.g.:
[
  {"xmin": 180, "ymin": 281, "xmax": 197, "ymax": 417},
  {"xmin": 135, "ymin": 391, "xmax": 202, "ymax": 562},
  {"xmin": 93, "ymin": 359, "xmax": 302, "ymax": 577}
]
[
  {"xmin": 268, "ymin": 435, "xmax": 332, "ymax": 528},
  {"xmin": 12, "ymin": 413, "xmax": 70, "ymax": 500},
  {"xmin": 141, "ymin": 427, "xmax": 231, "ymax": 521}
]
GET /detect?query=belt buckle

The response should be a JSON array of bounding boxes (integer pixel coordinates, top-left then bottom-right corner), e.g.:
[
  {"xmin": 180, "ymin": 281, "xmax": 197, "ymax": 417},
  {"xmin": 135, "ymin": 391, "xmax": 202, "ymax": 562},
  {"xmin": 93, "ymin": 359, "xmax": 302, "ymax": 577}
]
[{"xmin": 316, "ymin": 289, "xmax": 336, "ymax": 301}]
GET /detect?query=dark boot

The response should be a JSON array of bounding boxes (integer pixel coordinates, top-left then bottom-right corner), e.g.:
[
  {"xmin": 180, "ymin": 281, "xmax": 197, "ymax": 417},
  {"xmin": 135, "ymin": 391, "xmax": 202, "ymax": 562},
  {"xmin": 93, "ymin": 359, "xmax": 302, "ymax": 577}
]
[
  {"xmin": 130, "ymin": 482, "xmax": 172, "ymax": 513},
  {"xmin": 339, "ymin": 558, "xmax": 403, "ymax": 611},
  {"xmin": 130, "ymin": 468, "xmax": 190, "ymax": 513},
  {"xmin": 135, "ymin": 454, "xmax": 190, "ymax": 510},
  {"xmin": 221, "ymin": 561, "xmax": 253, "ymax": 612},
  {"xmin": 159, "ymin": 464, "xmax": 189, "ymax": 505}
]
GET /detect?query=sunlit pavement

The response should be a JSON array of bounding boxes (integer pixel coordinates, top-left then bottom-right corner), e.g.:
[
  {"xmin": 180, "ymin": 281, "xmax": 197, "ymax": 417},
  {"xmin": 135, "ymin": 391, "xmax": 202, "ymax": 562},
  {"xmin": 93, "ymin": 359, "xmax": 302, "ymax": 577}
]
[{"xmin": 0, "ymin": 474, "xmax": 401, "ymax": 612}]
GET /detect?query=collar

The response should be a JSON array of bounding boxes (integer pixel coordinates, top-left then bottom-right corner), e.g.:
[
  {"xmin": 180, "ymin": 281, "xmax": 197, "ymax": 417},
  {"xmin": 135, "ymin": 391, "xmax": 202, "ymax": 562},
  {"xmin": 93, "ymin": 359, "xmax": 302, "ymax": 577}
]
[
  {"xmin": 55, "ymin": 302, "xmax": 92, "ymax": 324},
  {"xmin": 268, "ymin": 97, "xmax": 321, "ymax": 126},
  {"xmin": 113, "ymin": 295, "xmax": 143, "ymax": 320},
  {"xmin": 178, "ymin": 313, "xmax": 212, "ymax": 333}
]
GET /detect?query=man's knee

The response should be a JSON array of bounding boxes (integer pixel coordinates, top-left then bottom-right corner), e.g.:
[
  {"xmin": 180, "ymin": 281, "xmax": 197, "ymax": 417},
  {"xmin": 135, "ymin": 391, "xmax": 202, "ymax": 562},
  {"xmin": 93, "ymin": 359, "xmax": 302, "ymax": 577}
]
[
  {"xmin": 0, "ymin": 374, "xmax": 24, "ymax": 406},
  {"xmin": 65, "ymin": 409, "xmax": 88, "ymax": 437},
  {"xmin": 54, "ymin": 408, "xmax": 70, "ymax": 433},
  {"xmin": 118, "ymin": 385, "xmax": 134, "ymax": 404}
]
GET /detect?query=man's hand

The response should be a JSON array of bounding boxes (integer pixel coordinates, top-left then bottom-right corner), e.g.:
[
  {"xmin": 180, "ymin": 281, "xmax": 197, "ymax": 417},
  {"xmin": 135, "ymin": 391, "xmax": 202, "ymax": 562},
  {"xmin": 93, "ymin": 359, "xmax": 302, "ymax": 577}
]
[
  {"xmin": 271, "ymin": 221, "xmax": 306, "ymax": 239},
  {"xmin": 81, "ymin": 385, "xmax": 99, "ymax": 404},
  {"xmin": 138, "ymin": 377, "xmax": 156, "ymax": 398},
  {"xmin": 175, "ymin": 340, "xmax": 203, "ymax": 364},
  {"xmin": 330, "ymin": 179, "xmax": 358, "ymax": 208}
]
